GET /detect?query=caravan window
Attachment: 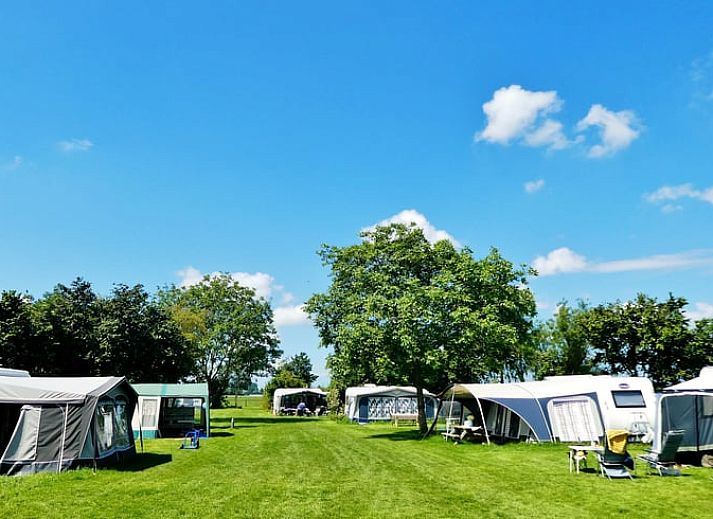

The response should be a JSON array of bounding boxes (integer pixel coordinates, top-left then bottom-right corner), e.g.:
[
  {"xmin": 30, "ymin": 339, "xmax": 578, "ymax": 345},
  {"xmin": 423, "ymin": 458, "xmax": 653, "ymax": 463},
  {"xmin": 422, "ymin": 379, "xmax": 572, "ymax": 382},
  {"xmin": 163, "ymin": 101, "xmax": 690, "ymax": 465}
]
[
  {"xmin": 141, "ymin": 398, "xmax": 159, "ymax": 428},
  {"xmin": 611, "ymin": 390, "xmax": 646, "ymax": 408}
]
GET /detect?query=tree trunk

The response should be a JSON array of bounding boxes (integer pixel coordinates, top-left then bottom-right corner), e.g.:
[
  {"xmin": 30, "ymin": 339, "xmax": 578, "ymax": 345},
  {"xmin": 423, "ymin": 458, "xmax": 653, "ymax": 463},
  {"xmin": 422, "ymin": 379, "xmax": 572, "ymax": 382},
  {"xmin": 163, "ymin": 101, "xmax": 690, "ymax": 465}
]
[{"xmin": 415, "ymin": 385, "xmax": 428, "ymax": 435}]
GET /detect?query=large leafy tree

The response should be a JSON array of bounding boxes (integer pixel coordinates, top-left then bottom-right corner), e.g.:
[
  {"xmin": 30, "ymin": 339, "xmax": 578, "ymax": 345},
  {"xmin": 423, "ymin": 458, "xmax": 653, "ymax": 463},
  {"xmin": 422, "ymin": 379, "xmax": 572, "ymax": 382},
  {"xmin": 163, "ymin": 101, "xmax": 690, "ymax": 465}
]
[
  {"xmin": 0, "ymin": 291, "xmax": 45, "ymax": 373},
  {"xmin": 583, "ymin": 293, "xmax": 694, "ymax": 390},
  {"xmin": 160, "ymin": 274, "xmax": 282, "ymax": 407},
  {"xmin": 32, "ymin": 279, "xmax": 101, "ymax": 376},
  {"xmin": 280, "ymin": 352, "xmax": 318, "ymax": 387},
  {"xmin": 95, "ymin": 284, "xmax": 192, "ymax": 382},
  {"xmin": 533, "ymin": 301, "xmax": 595, "ymax": 379},
  {"xmin": 305, "ymin": 224, "xmax": 536, "ymax": 433}
]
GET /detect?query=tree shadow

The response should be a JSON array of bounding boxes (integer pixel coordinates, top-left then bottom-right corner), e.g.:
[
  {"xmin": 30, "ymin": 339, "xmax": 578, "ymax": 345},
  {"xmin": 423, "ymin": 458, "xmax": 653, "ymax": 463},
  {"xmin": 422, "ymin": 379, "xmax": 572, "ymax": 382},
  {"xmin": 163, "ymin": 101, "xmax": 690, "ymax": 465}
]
[
  {"xmin": 114, "ymin": 453, "xmax": 173, "ymax": 472},
  {"xmin": 364, "ymin": 430, "xmax": 424, "ymax": 441},
  {"xmin": 209, "ymin": 431, "xmax": 235, "ymax": 437},
  {"xmin": 229, "ymin": 417, "xmax": 320, "ymax": 424}
]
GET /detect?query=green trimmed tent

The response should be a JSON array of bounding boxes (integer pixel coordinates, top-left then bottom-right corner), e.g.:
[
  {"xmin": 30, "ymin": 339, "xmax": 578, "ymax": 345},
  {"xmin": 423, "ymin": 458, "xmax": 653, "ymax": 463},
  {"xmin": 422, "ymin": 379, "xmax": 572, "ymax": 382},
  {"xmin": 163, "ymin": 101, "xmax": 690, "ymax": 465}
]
[{"xmin": 130, "ymin": 383, "xmax": 210, "ymax": 439}]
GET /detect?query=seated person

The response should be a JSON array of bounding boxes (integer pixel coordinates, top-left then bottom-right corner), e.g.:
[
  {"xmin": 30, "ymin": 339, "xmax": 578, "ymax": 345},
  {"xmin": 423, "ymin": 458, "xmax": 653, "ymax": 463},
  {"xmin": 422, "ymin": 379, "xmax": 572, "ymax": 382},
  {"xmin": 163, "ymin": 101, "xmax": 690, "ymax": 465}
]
[
  {"xmin": 296, "ymin": 401, "xmax": 307, "ymax": 416},
  {"xmin": 460, "ymin": 415, "xmax": 476, "ymax": 440}
]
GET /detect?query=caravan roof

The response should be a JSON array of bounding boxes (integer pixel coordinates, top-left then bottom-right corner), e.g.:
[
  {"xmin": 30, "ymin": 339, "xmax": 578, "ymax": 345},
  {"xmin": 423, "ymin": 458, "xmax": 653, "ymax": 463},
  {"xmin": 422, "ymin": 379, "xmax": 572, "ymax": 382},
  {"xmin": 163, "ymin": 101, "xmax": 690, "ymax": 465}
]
[{"xmin": 345, "ymin": 385, "xmax": 434, "ymax": 398}]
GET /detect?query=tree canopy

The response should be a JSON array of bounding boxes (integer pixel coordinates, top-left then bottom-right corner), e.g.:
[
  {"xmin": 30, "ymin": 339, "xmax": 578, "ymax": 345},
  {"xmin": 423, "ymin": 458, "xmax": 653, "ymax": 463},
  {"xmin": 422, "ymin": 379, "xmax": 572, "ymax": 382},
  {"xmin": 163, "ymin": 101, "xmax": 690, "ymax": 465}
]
[
  {"xmin": 160, "ymin": 273, "xmax": 282, "ymax": 407},
  {"xmin": 305, "ymin": 223, "xmax": 537, "ymax": 433},
  {"xmin": 0, "ymin": 279, "xmax": 192, "ymax": 381}
]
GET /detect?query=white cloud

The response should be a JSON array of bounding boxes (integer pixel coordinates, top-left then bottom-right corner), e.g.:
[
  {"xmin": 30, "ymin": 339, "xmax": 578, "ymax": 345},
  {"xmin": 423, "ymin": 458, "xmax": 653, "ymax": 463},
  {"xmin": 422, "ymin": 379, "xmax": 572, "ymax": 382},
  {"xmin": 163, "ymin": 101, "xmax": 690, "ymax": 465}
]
[
  {"xmin": 645, "ymin": 183, "xmax": 713, "ymax": 209},
  {"xmin": 687, "ymin": 302, "xmax": 713, "ymax": 322},
  {"xmin": 533, "ymin": 248, "xmax": 713, "ymax": 276},
  {"xmin": 524, "ymin": 179, "xmax": 545, "ymax": 194},
  {"xmin": 273, "ymin": 305, "xmax": 311, "ymax": 327},
  {"xmin": 176, "ymin": 267, "xmax": 204, "ymax": 287},
  {"xmin": 523, "ymin": 119, "xmax": 571, "ymax": 150},
  {"xmin": 58, "ymin": 138, "xmax": 94, "ymax": 152},
  {"xmin": 576, "ymin": 104, "xmax": 640, "ymax": 158},
  {"xmin": 177, "ymin": 267, "xmax": 275, "ymax": 299},
  {"xmin": 532, "ymin": 247, "xmax": 588, "ymax": 276},
  {"xmin": 175, "ymin": 267, "xmax": 312, "ymax": 328},
  {"xmin": 476, "ymin": 85, "xmax": 562, "ymax": 145},
  {"xmin": 364, "ymin": 209, "xmax": 460, "ymax": 246}
]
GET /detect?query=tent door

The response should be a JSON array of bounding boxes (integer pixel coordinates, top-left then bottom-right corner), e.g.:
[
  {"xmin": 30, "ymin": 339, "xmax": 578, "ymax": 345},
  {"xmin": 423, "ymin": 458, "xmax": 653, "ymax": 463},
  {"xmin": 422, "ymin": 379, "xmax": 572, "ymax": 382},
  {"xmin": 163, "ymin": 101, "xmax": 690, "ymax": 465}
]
[{"xmin": 1, "ymin": 405, "xmax": 41, "ymax": 463}]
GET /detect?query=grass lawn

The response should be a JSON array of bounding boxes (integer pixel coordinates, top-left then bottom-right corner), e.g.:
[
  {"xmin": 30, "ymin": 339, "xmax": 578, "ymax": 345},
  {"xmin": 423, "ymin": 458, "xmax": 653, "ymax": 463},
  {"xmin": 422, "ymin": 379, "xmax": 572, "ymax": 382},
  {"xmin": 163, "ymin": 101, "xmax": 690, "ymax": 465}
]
[{"xmin": 1, "ymin": 396, "xmax": 711, "ymax": 518}]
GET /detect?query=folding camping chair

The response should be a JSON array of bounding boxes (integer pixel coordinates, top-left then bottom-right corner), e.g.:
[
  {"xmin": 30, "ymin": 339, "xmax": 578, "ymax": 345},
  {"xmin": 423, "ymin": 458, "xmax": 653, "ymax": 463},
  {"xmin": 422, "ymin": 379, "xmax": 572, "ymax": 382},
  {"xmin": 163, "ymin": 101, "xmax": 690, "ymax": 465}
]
[
  {"xmin": 179, "ymin": 430, "xmax": 200, "ymax": 449},
  {"xmin": 596, "ymin": 430, "xmax": 634, "ymax": 480},
  {"xmin": 637, "ymin": 429, "xmax": 684, "ymax": 476}
]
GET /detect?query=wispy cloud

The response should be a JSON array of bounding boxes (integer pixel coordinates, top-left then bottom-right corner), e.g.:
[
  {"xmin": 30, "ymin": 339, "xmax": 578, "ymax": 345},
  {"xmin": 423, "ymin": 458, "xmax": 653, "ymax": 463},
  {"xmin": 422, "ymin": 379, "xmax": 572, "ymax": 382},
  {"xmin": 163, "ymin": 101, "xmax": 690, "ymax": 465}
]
[
  {"xmin": 476, "ymin": 85, "xmax": 640, "ymax": 158},
  {"xmin": 524, "ymin": 179, "xmax": 545, "ymax": 194},
  {"xmin": 363, "ymin": 209, "xmax": 460, "ymax": 247},
  {"xmin": 1, "ymin": 155, "xmax": 23, "ymax": 171},
  {"xmin": 644, "ymin": 183, "xmax": 713, "ymax": 211},
  {"xmin": 58, "ymin": 138, "xmax": 94, "ymax": 152},
  {"xmin": 691, "ymin": 51, "xmax": 713, "ymax": 103},
  {"xmin": 575, "ymin": 104, "xmax": 641, "ymax": 158},
  {"xmin": 533, "ymin": 247, "xmax": 713, "ymax": 276}
]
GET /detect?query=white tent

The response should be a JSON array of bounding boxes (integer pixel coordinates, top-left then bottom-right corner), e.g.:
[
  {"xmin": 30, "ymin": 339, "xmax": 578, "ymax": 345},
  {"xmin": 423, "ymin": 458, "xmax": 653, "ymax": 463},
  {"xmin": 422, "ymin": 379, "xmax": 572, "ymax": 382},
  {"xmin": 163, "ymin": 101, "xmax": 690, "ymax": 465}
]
[
  {"xmin": 438, "ymin": 375, "xmax": 656, "ymax": 443},
  {"xmin": 273, "ymin": 388, "xmax": 327, "ymax": 415},
  {"xmin": 345, "ymin": 385, "xmax": 437, "ymax": 423},
  {"xmin": 654, "ymin": 367, "xmax": 713, "ymax": 455}
]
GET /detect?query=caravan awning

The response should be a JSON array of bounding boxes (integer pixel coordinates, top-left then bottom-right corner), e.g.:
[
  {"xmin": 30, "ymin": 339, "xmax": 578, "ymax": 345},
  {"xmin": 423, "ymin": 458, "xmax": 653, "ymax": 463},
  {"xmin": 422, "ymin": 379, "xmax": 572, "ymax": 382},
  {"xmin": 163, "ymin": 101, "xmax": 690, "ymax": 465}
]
[{"xmin": 442, "ymin": 383, "xmax": 554, "ymax": 442}]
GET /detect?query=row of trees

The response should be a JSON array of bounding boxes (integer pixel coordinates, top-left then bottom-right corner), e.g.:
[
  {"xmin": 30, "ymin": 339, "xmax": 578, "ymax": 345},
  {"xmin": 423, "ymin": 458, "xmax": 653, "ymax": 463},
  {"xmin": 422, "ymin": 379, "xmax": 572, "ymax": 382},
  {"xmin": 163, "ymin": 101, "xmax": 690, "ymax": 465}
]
[
  {"xmin": 534, "ymin": 295, "xmax": 713, "ymax": 389},
  {"xmin": 305, "ymin": 223, "xmax": 713, "ymax": 433},
  {"xmin": 0, "ymin": 274, "xmax": 283, "ymax": 407}
]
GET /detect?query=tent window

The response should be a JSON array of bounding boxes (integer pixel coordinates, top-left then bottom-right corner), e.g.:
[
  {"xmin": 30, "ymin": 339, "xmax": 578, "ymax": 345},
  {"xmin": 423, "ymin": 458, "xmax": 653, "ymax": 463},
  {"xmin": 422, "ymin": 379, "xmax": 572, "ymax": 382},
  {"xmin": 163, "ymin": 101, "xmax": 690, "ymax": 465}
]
[
  {"xmin": 1, "ymin": 405, "xmax": 41, "ymax": 462},
  {"xmin": 141, "ymin": 398, "xmax": 159, "ymax": 428},
  {"xmin": 114, "ymin": 396, "xmax": 130, "ymax": 449},
  {"xmin": 701, "ymin": 395, "xmax": 713, "ymax": 417},
  {"xmin": 612, "ymin": 390, "xmax": 645, "ymax": 408},
  {"xmin": 96, "ymin": 399, "xmax": 114, "ymax": 454}
]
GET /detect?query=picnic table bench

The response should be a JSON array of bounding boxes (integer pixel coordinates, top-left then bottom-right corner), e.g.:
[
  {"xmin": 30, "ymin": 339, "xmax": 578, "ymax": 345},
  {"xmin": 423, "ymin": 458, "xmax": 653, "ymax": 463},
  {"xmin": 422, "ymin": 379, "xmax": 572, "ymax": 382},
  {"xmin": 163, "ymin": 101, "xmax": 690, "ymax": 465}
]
[{"xmin": 391, "ymin": 413, "xmax": 418, "ymax": 427}]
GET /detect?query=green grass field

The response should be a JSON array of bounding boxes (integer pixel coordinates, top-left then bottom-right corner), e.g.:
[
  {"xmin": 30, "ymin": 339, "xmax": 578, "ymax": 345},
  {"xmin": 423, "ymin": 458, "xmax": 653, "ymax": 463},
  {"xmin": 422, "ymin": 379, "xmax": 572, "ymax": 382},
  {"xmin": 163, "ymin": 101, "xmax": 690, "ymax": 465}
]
[{"xmin": 1, "ymin": 397, "xmax": 711, "ymax": 518}]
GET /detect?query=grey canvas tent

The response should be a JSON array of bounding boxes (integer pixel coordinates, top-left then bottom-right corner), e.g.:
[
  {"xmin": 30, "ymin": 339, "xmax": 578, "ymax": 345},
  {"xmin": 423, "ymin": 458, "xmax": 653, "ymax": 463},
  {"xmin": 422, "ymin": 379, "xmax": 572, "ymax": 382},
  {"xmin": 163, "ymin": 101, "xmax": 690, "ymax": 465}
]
[
  {"xmin": 656, "ymin": 367, "xmax": 713, "ymax": 455},
  {"xmin": 0, "ymin": 376, "xmax": 137, "ymax": 476}
]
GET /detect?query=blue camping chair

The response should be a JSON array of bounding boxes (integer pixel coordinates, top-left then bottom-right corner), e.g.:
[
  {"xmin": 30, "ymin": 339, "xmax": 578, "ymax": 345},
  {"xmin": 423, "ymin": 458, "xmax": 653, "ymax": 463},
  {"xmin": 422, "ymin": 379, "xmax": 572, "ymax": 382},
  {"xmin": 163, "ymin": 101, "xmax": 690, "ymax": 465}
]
[{"xmin": 180, "ymin": 430, "xmax": 200, "ymax": 449}]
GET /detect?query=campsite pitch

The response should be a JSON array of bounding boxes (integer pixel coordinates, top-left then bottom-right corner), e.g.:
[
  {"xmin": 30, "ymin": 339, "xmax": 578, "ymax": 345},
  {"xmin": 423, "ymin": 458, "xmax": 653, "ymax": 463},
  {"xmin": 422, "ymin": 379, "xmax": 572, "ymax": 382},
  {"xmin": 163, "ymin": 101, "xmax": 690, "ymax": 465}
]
[{"xmin": 0, "ymin": 397, "xmax": 711, "ymax": 518}]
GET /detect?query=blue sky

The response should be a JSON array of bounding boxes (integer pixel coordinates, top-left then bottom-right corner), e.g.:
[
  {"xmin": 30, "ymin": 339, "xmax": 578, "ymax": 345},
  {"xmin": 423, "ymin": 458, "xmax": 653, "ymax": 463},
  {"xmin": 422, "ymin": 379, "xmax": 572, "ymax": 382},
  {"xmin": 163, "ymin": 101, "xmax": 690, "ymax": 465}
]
[{"xmin": 1, "ymin": 2, "xmax": 713, "ymax": 385}]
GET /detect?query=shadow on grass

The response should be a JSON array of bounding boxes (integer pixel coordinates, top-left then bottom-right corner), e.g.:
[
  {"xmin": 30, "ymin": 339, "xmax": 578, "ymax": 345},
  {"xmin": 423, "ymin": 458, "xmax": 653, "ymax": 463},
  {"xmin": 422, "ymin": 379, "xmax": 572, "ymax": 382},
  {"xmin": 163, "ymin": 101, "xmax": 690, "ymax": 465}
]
[
  {"xmin": 209, "ymin": 431, "xmax": 235, "ymax": 437},
  {"xmin": 115, "ymin": 453, "xmax": 173, "ymax": 472},
  {"xmin": 228, "ymin": 417, "xmax": 321, "ymax": 424},
  {"xmin": 365, "ymin": 430, "xmax": 424, "ymax": 441}
]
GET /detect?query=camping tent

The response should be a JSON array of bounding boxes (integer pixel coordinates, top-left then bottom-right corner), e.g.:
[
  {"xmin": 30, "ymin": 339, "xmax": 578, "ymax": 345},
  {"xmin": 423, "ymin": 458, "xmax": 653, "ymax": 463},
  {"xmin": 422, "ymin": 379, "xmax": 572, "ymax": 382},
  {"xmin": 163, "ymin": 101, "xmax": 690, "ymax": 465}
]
[
  {"xmin": 345, "ymin": 385, "xmax": 437, "ymax": 423},
  {"xmin": 437, "ymin": 375, "xmax": 655, "ymax": 443},
  {"xmin": 131, "ymin": 383, "xmax": 210, "ymax": 439},
  {"xmin": 0, "ymin": 376, "xmax": 137, "ymax": 476},
  {"xmin": 655, "ymin": 367, "xmax": 713, "ymax": 454},
  {"xmin": 272, "ymin": 388, "xmax": 327, "ymax": 415}
]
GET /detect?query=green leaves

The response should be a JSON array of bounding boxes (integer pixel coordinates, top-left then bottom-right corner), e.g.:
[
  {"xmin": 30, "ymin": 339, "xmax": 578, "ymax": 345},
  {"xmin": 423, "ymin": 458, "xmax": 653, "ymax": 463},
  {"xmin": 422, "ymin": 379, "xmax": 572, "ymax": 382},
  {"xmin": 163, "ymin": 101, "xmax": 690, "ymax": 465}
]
[
  {"xmin": 306, "ymin": 223, "xmax": 537, "ymax": 431},
  {"xmin": 159, "ymin": 273, "xmax": 282, "ymax": 407}
]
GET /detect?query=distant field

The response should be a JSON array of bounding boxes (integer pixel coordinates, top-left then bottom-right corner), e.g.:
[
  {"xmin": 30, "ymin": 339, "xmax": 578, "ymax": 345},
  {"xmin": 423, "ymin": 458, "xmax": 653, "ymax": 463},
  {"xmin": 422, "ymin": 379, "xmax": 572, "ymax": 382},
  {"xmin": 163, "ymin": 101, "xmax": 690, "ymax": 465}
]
[{"xmin": 1, "ymin": 400, "xmax": 712, "ymax": 518}]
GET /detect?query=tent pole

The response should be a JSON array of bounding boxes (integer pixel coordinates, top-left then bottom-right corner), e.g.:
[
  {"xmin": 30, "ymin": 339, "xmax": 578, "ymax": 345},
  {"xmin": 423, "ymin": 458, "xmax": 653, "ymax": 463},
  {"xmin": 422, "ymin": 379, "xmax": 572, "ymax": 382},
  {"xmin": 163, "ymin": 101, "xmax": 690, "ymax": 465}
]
[
  {"xmin": 58, "ymin": 404, "xmax": 69, "ymax": 473},
  {"xmin": 476, "ymin": 397, "xmax": 490, "ymax": 445}
]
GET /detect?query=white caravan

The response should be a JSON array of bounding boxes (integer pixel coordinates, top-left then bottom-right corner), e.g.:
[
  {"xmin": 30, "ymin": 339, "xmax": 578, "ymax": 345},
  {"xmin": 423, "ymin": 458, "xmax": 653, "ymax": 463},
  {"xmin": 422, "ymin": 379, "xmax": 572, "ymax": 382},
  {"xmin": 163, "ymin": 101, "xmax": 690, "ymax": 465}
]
[{"xmin": 439, "ymin": 375, "xmax": 656, "ymax": 443}]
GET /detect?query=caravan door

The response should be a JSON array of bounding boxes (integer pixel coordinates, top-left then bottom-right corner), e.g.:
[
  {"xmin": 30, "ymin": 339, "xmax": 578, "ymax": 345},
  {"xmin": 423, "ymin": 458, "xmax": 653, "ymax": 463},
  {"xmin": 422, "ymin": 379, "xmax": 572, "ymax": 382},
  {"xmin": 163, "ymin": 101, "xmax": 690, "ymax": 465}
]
[{"xmin": 548, "ymin": 397, "xmax": 603, "ymax": 442}]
